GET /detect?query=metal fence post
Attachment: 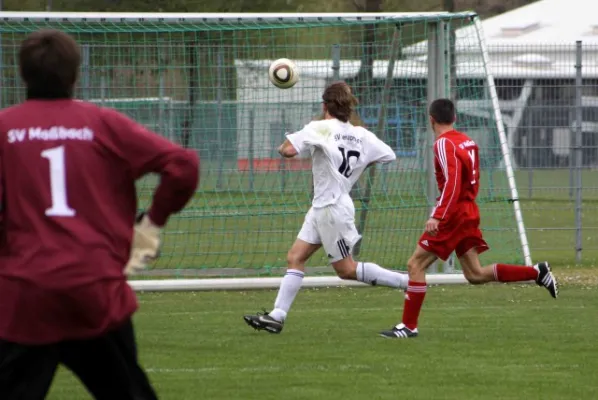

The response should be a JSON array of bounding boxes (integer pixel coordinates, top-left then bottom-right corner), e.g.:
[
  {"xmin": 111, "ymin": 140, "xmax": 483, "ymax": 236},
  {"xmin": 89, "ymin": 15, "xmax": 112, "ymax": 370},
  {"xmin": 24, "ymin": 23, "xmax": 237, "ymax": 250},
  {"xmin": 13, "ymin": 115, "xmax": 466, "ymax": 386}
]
[
  {"xmin": 427, "ymin": 23, "xmax": 439, "ymax": 274},
  {"xmin": 332, "ymin": 44, "xmax": 340, "ymax": 81},
  {"xmin": 569, "ymin": 73, "xmax": 574, "ymax": 200},
  {"xmin": 216, "ymin": 46, "xmax": 225, "ymax": 190},
  {"xmin": 280, "ymin": 109, "xmax": 287, "ymax": 192},
  {"xmin": 81, "ymin": 45, "xmax": 90, "ymax": 100},
  {"xmin": 527, "ymin": 110, "xmax": 533, "ymax": 198},
  {"xmin": 100, "ymin": 76, "xmax": 106, "ymax": 105},
  {"xmin": 574, "ymin": 40, "xmax": 583, "ymax": 263},
  {"xmin": 158, "ymin": 40, "xmax": 167, "ymax": 140},
  {"xmin": 427, "ymin": 21, "xmax": 450, "ymax": 273},
  {"xmin": 248, "ymin": 109, "xmax": 255, "ymax": 191}
]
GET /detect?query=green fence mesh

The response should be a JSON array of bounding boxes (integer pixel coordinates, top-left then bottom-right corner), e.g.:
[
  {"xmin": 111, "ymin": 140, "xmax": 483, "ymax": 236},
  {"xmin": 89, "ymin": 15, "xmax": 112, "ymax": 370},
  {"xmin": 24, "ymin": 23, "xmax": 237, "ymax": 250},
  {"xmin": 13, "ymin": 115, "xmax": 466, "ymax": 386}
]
[{"xmin": 0, "ymin": 13, "xmax": 526, "ymax": 276}]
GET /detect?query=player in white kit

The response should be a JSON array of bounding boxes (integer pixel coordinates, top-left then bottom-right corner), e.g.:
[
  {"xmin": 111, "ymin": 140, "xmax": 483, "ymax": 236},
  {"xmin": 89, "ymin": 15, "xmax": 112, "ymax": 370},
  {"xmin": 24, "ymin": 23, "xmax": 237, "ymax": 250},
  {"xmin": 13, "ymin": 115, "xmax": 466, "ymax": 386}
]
[{"xmin": 243, "ymin": 82, "xmax": 409, "ymax": 334}]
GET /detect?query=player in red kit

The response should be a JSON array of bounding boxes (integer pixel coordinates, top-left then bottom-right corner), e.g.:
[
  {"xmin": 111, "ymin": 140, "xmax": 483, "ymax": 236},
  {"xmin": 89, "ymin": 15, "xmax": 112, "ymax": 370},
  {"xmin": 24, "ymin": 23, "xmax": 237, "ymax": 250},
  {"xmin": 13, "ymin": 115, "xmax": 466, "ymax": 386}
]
[
  {"xmin": 380, "ymin": 98, "xmax": 558, "ymax": 339},
  {"xmin": 0, "ymin": 30, "xmax": 199, "ymax": 398}
]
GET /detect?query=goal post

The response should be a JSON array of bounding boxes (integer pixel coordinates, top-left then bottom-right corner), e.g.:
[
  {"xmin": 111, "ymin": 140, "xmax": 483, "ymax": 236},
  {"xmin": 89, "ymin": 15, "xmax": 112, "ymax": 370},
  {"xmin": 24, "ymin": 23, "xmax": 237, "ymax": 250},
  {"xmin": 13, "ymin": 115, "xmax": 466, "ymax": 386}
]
[
  {"xmin": 0, "ymin": 12, "xmax": 531, "ymax": 290},
  {"xmin": 473, "ymin": 17, "xmax": 532, "ymax": 266}
]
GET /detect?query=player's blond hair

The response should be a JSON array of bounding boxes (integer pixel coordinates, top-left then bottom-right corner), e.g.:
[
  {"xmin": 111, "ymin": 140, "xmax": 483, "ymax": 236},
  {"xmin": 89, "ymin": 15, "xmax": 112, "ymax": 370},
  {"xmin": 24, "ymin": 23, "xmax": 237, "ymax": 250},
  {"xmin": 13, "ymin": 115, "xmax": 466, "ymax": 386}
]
[{"xmin": 315, "ymin": 81, "xmax": 362, "ymax": 124}]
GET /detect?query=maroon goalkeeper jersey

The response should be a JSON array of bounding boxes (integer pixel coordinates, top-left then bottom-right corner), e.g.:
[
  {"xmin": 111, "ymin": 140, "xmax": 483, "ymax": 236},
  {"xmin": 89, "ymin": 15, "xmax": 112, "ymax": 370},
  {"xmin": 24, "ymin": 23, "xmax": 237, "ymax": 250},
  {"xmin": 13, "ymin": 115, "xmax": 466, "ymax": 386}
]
[
  {"xmin": 0, "ymin": 99, "xmax": 199, "ymax": 345},
  {"xmin": 430, "ymin": 129, "xmax": 480, "ymax": 222}
]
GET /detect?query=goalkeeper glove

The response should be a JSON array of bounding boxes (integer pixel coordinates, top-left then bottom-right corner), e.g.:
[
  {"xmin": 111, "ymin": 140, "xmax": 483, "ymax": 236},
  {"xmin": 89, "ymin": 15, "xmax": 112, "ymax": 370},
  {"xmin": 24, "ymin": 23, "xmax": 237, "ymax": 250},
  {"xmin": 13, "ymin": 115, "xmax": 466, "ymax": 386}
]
[{"xmin": 124, "ymin": 213, "xmax": 161, "ymax": 276}]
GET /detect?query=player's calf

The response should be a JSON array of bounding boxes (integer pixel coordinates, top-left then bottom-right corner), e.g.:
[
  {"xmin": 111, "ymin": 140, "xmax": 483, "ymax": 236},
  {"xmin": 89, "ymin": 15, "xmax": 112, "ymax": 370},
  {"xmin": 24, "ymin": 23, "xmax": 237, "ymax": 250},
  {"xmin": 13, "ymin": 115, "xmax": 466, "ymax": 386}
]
[
  {"xmin": 406, "ymin": 253, "xmax": 429, "ymax": 282},
  {"xmin": 459, "ymin": 250, "xmax": 537, "ymax": 285},
  {"xmin": 333, "ymin": 257, "xmax": 358, "ymax": 280},
  {"xmin": 462, "ymin": 266, "xmax": 494, "ymax": 284}
]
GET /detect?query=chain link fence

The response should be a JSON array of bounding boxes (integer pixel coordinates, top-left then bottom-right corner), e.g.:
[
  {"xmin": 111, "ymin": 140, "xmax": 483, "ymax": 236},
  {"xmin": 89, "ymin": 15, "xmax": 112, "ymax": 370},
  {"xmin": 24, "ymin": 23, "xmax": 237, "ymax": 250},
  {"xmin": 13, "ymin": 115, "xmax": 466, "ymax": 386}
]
[
  {"xmin": 1, "ymin": 18, "xmax": 594, "ymax": 268},
  {"xmin": 489, "ymin": 43, "xmax": 597, "ymax": 266}
]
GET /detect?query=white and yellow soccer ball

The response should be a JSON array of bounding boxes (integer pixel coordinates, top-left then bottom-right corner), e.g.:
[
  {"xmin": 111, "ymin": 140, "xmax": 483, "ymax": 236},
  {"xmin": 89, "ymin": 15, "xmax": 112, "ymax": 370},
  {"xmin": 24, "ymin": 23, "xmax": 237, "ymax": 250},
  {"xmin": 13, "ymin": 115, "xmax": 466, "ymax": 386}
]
[{"xmin": 268, "ymin": 58, "xmax": 299, "ymax": 89}]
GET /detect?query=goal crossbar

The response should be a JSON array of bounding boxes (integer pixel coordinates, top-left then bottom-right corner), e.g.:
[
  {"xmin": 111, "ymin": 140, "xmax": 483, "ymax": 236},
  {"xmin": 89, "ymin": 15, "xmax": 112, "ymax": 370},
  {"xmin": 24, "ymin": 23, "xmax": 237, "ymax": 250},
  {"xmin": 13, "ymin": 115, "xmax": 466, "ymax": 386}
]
[{"xmin": 0, "ymin": 11, "xmax": 478, "ymax": 24}]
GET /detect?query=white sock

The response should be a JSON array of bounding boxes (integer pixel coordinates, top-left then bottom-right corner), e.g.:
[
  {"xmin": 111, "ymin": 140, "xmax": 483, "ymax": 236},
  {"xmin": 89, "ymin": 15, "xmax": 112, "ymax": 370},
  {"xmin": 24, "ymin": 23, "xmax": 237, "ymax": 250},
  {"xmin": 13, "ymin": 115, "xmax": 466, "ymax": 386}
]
[
  {"xmin": 356, "ymin": 262, "xmax": 408, "ymax": 289},
  {"xmin": 269, "ymin": 269, "xmax": 304, "ymax": 322}
]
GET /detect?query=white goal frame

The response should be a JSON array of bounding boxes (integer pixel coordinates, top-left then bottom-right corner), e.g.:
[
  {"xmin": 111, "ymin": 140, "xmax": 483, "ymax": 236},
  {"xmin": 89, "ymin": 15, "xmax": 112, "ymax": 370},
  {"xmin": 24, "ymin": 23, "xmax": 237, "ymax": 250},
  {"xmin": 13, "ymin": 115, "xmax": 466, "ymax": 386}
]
[
  {"xmin": 1, "ymin": 11, "xmax": 531, "ymax": 291},
  {"xmin": 129, "ymin": 274, "xmax": 468, "ymax": 292}
]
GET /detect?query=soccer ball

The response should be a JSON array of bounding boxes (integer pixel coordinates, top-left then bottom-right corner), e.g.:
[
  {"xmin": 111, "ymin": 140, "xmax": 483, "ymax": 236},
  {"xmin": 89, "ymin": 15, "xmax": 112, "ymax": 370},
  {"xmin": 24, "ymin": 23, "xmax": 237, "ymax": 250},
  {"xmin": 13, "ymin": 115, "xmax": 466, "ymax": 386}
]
[{"xmin": 268, "ymin": 58, "xmax": 299, "ymax": 89}]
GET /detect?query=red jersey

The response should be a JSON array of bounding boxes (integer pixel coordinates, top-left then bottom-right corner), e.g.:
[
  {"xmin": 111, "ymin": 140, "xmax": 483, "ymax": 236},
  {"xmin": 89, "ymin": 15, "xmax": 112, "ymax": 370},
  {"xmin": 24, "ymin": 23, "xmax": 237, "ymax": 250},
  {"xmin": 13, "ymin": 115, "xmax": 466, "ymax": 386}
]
[
  {"xmin": 430, "ymin": 130, "xmax": 479, "ymax": 222},
  {"xmin": 0, "ymin": 99, "xmax": 199, "ymax": 345}
]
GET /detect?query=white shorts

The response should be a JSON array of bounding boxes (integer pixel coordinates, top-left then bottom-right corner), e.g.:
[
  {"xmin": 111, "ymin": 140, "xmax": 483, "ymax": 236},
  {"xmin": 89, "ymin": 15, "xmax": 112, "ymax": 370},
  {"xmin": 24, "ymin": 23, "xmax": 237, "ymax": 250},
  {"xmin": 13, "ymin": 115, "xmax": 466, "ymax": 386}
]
[{"xmin": 297, "ymin": 197, "xmax": 362, "ymax": 263}]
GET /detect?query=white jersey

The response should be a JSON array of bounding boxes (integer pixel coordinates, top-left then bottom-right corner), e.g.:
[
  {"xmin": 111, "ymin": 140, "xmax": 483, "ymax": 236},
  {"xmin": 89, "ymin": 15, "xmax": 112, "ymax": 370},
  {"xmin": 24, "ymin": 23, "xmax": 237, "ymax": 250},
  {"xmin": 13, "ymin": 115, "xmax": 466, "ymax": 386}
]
[{"xmin": 286, "ymin": 118, "xmax": 396, "ymax": 208}]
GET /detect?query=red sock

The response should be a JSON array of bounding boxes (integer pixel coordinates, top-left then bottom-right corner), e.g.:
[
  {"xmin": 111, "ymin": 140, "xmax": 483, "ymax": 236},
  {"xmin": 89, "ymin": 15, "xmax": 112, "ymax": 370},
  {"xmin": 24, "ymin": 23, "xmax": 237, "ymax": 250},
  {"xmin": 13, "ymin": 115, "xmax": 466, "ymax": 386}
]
[
  {"xmin": 494, "ymin": 264, "xmax": 538, "ymax": 282},
  {"xmin": 401, "ymin": 281, "xmax": 427, "ymax": 330}
]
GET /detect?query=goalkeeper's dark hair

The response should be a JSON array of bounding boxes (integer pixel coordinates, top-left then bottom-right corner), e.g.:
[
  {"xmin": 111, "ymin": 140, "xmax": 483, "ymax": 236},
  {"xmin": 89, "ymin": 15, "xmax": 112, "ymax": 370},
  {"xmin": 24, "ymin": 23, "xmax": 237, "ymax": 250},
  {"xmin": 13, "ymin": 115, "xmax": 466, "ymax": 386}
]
[
  {"xmin": 322, "ymin": 81, "xmax": 358, "ymax": 123},
  {"xmin": 20, "ymin": 29, "xmax": 81, "ymax": 100},
  {"xmin": 429, "ymin": 98, "xmax": 456, "ymax": 125}
]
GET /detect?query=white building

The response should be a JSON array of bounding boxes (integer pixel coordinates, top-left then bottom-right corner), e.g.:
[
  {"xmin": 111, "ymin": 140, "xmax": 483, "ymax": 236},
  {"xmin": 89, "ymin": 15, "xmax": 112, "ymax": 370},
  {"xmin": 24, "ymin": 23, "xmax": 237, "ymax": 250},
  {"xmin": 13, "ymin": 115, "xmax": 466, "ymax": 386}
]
[
  {"xmin": 405, "ymin": 0, "xmax": 598, "ymax": 62},
  {"xmin": 235, "ymin": 0, "xmax": 598, "ymax": 170}
]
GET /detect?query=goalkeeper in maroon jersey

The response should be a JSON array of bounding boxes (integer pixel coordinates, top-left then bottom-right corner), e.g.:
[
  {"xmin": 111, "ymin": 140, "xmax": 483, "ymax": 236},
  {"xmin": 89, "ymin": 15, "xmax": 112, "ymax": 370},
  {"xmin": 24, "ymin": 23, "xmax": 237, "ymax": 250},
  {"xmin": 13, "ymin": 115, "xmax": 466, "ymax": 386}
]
[
  {"xmin": 380, "ymin": 98, "xmax": 558, "ymax": 339},
  {"xmin": 0, "ymin": 30, "xmax": 199, "ymax": 398}
]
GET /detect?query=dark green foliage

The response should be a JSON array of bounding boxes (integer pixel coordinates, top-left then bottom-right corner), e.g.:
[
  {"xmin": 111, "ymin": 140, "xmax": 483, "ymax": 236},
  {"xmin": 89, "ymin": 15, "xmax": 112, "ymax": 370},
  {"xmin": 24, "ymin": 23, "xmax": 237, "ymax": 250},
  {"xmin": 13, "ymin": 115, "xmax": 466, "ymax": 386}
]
[{"xmin": 1, "ymin": 0, "xmax": 538, "ymax": 16}]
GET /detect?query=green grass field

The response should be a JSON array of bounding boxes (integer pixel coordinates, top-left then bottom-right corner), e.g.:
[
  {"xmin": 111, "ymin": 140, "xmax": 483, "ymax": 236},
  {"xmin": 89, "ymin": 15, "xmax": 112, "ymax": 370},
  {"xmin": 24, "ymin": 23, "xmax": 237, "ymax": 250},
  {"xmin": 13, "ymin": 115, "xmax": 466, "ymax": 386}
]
[
  {"xmin": 47, "ymin": 270, "xmax": 598, "ymax": 399},
  {"xmin": 45, "ymin": 168, "xmax": 598, "ymax": 399}
]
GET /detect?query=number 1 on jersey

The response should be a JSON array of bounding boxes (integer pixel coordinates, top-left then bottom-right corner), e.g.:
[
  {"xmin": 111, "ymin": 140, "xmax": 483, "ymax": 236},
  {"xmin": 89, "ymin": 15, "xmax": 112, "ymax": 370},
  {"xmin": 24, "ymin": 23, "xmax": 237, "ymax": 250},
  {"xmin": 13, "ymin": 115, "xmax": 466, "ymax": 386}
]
[
  {"xmin": 41, "ymin": 145, "xmax": 76, "ymax": 217},
  {"xmin": 468, "ymin": 149, "xmax": 477, "ymax": 185}
]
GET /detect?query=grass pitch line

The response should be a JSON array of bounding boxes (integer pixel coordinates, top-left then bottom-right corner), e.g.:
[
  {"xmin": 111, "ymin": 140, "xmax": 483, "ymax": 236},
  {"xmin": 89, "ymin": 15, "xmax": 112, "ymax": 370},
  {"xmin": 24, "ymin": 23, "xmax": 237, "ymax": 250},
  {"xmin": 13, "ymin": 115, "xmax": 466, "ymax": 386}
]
[
  {"xmin": 136, "ymin": 304, "xmax": 586, "ymax": 317},
  {"xmin": 146, "ymin": 364, "xmax": 374, "ymax": 374}
]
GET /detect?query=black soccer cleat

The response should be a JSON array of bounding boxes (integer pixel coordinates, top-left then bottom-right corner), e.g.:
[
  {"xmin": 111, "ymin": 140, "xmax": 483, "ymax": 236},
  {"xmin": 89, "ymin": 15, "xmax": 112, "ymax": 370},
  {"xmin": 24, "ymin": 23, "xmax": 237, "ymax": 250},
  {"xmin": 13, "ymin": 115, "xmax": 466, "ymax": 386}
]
[
  {"xmin": 379, "ymin": 323, "xmax": 419, "ymax": 339},
  {"xmin": 535, "ymin": 261, "xmax": 558, "ymax": 299},
  {"xmin": 243, "ymin": 311, "xmax": 284, "ymax": 334}
]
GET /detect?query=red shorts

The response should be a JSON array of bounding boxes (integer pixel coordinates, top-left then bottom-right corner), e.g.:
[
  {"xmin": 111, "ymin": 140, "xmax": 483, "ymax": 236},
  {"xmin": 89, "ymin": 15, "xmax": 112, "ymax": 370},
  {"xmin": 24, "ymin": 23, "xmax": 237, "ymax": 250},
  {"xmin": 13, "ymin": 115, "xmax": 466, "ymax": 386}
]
[{"xmin": 418, "ymin": 208, "xmax": 489, "ymax": 261}]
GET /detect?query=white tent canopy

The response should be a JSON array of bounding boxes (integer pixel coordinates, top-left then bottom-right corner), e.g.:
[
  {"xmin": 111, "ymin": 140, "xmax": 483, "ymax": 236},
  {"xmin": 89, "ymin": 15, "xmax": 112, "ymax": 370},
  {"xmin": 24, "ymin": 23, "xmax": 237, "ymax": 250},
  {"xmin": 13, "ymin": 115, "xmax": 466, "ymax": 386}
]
[
  {"xmin": 235, "ymin": 58, "xmax": 598, "ymax": 96},
  {"xmin": 404, "ymin": 0, "xmax": 598, "ymax": 63}
]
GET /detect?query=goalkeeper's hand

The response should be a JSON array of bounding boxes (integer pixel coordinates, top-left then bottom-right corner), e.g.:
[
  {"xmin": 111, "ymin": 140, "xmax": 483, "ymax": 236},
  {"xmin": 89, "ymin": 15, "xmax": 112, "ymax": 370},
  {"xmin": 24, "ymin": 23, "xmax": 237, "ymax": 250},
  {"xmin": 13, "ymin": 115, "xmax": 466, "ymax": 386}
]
[{"xmin": 124, "ymin": 213, "xmax": 161, "ymax": 276}]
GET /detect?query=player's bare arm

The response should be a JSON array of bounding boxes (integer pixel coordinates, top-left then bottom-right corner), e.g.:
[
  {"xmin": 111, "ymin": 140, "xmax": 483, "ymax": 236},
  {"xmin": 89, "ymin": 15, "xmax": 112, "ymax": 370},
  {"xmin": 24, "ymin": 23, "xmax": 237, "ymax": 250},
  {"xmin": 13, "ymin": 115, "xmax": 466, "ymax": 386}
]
[{"xmin": 278, "ymin": 139, "xmax": 298, "ymax": 158}]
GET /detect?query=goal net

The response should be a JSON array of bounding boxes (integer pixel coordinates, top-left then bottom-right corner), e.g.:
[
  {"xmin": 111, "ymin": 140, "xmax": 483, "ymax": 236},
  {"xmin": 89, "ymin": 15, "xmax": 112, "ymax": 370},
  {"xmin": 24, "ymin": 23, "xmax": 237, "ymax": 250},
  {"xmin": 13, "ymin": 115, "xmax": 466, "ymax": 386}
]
[{"xmin": 0, "ymin": 12, "xmax": 531, "ymax": 288}]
